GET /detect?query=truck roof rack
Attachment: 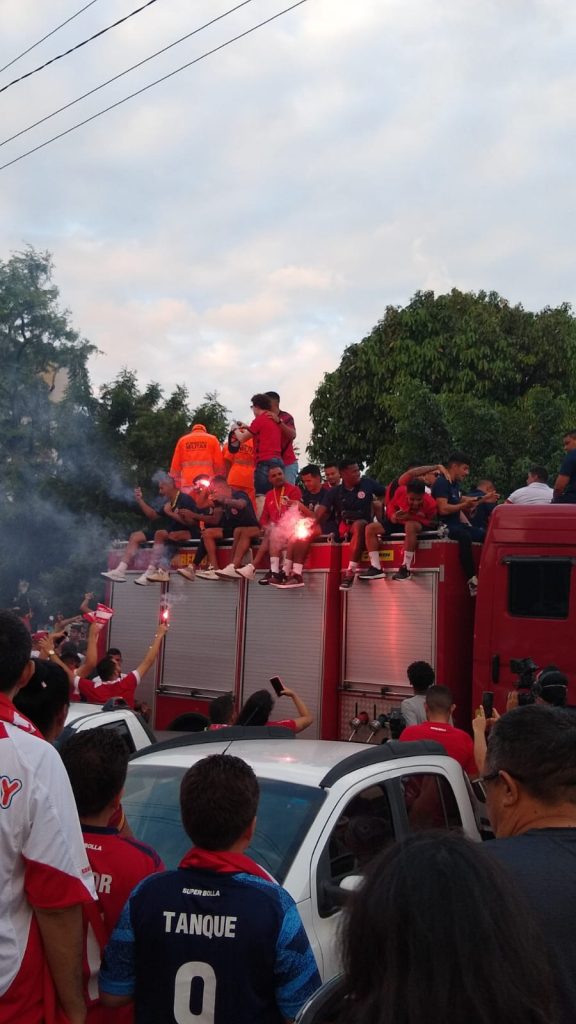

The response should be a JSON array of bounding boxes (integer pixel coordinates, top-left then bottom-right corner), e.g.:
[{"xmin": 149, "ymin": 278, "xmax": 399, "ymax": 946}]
[
  {"xmin": 319, "ymin": 740, "xmax": 447, "ymax": 788},
  {"xmin": 130, "ymin": 724, "xmax": 296, "ymax": 759}
]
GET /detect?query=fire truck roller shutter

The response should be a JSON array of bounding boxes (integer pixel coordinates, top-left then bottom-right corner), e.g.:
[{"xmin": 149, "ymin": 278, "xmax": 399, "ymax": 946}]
[
  {"xmin": 343, "ymin": 570, "xmax": 438, "ymax": 689},
  {"xmin": 162, "ymin": 574, "xmax": 239, "ymax": 694},
  {"xmin": 107, "ymin": 581, "xmax": 162, "ymax": 711},
  {"xmin": 240, "ymin": 572, "xmax": 328, "ymax": 739}
]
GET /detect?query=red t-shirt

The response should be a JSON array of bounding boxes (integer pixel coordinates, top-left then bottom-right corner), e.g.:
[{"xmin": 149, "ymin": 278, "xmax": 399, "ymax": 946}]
[
  {"xmin": 81, "ymin": 825, "xmax": 164, "ymax": 1022},
  {"xmin": 268, "ymin": 718, "xmax": 297, "ymax": 731},
  {"xmin": 279, "ymin": 410, "xmax": 296, "ymax": 466},
  {"xmin": 260, "ymin": 484, "xmax": 302, "ymax": 526},
  {"xmin": 77, "ymin": 671, "xmax": 139, "ymax": 709},
  {"xmin": 249, "ymin": 412, "xmax": 282, "ymax": 463},
  {"xmin": 388, "ymin": 485, "xmax": 437, "ymax": 526},
  {"xmin": 400, "ymin": 721, "xmax": 478, "ymax": 775}
]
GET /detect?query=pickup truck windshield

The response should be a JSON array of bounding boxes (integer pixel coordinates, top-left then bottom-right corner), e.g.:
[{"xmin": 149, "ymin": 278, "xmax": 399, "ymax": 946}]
[{"xmin": 123, "ymin": 764, "xmax": 326, "ymax": 883}]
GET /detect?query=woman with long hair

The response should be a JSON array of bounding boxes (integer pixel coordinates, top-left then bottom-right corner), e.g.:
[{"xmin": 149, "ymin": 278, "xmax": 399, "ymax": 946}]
[
  {"xmin": 236, "ymin": 686, "xmax": 313, "ymax": 732},
  {"xmin": 340, "ymin": 831, "xmax": 555, "ymax": 1024}
]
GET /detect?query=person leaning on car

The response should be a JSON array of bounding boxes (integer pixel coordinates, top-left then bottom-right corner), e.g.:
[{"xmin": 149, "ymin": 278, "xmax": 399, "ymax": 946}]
[{"xmin": 99, "ymin": 753, "xmax": 321, "ymax": 1024}]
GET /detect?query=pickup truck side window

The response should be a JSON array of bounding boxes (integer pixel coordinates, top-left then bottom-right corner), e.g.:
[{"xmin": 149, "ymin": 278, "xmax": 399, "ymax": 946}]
[
  {"xmin": 507, "ymin": 559, "xmax": 571, "ymax": 619},
  {"xmin": 401, "ymin": 773, "xmax": 462, "ymax": 831}
]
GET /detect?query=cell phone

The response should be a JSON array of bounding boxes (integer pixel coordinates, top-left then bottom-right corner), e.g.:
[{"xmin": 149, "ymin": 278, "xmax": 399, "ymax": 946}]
[
  {"xmin": 269, "ymin": 676, "xmax": 284, "ymax": 697},
  {"xmin": 482, "ymin": 691, "xmax": 494, "ymax": 719}
]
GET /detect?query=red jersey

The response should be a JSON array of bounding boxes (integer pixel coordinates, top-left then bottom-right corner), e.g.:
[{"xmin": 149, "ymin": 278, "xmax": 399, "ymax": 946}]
[
  {"xmin": 260, "ymin": 484, "xmax": 302, "ymax": 526},
  {"xmin": 249, "ymin": 412, "xmax": 282, "ymax": 463},
  {"xmin": 388, "ymin": 485, "xmax": 437, "ymax": 526},
  {"xmin": 279, "ymin": 409, "xmax": 296, "ymax": 467},
  {"xmin": 81, "ymin": 825, "xmax": 164, "ymax": 1023},
  {"xmin": 268, "ymin": 718, "xmax": 296, "ymax": 731},
  {"xmin": 77, "ymin": 671, "xmax": 139, "ymax": 709},
  {"xmin": 400, "ymin": 721, "xmax": 478, "ymax": 776}
]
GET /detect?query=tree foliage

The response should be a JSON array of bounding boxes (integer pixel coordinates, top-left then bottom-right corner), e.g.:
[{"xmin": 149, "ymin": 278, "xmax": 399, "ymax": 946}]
[
  {"xmin": 309, "ymin": 289, "xmax": 576, "ymax": 490},
  {"xmin": 0, "ymin": 248, "xmax": 231, "ymax": 618}
]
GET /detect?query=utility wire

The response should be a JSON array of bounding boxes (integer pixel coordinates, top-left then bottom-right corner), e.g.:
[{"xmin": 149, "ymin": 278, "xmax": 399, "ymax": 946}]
[
  {"xmin": 0, "ymin": 0, "xmax": 103, "ymax": 75},
  {"xmin": 0, "ymin": 0, "xmax": 162, "ymax": 95},
  {"xmin": 0, "ymin": 0, "xmax": 256, "ymax": 149},
  {"xmin": 0, "ymin": 0, "xmax": 310, "ymax": 173}
]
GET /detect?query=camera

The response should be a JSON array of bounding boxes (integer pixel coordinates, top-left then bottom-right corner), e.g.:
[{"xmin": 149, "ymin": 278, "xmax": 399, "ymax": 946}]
[
  {"xmin": 510, "ymin": 657, "xmax": 539, "ymax": 706},
  {"xmin": 378, "ymin": 708, "xmax": 406, "ymax": 741}
]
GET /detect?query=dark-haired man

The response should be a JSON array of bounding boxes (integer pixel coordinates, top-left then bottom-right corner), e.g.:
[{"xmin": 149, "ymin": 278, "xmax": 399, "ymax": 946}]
[
  {"xmin": 361, "ymin": 478, "xmax": 437, "ymax": 581},
  {"xmin": 265, "ymin": 391, "xmax": 298, "ymax": 484},
  {"xmin": 507, "ymin": 466, "xmax": 553, "ymax": 505},
  {"xmin": 0, "ymin": 610, "xmax": 95, "ymax": 1023},
  {"xmin": 182, "ymin": 476, "xmax": 260, "ymax": 581},
  {"xmin": 432, "ymin": 452, "xmax": 497, "ymax": 597},
  {"xmin": 323, "ymin": 463, "xmax": 341, "ymax": 488},
  {"xmin": 234, "ymin": 395, "xmax": 284, "ymax": 514},
  {"xmin": 299, "ymin": 464, "xmax": 336, "ymax": 536},
  {"xmin": 553, "ymin": 429, "xmax": 576, "ymax": 503},
  {"xmin": 66, "ymin": 624, "xmax": 167, "ymax": 707},
  {"xmin": 61, "ymin": 730, "xmax": 163, "ymax": 1022},
  {"xmin": 483, "ymin": 706, "xmax": 576, "ymax": 1024},
  {"xmin": 317, "ymin": 461, "xmax": 386, "ymax": 589},
  {"xmin": 100, "ymin": 754, "xmax": 321, "ymax": 1023},
  {"xmin": 400, "ymin": 685, "xmax": 477, "ymax": 776},
  {"xmin": 400, "ymin": 661, "xmax": 435, "ymax": 727}
]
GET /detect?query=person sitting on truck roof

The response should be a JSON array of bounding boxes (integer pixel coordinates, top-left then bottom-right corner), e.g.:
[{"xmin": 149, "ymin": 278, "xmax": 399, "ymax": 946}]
[
  {"xmin": 400, "ymin": 685, "xmax": 478, "ymax": 777},
  {"xmin": 102, "ymin": 476, "xmax": 200, "ymax": 586},
  {"xmin": 317, "ymin": 461, "xmax": 386, "ymax": 591},
  {"xmin": 360, "ymin": 478, "xmax": 438, "ymax": 582},
  {"xmin": 483, "ymin": 705, "xmax": 576, "ymax": 1024},
  {"xmin": 400, "ymin": 661, "xmax": 435, "ymax": 727},
  {"xmin": 54, "ymin": 624, "xmax": 168, "ymax": 708},
  {"xmin": 553, "ymin": 430, "xmax": 576, "ymax": 503},
  {"xmin": 432, "ymin": 452, "xmax": 497, "ymax": 598},
  {"xmin": 467, "ymin": 479, "xmax": 499, "ymax": 532},
  {"xmin": 237, "ymin": 685, "xmax": 313, "ymax": 733},
  {"xmin": 507, "ymin": 465, "xmax": 554, "ymax": 505}
]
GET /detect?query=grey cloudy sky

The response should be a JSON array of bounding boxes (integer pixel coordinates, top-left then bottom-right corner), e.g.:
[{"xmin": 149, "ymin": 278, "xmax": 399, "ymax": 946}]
[{"xmin": 1, "ymin": 0, "xmax": 575, "ymax": 450}]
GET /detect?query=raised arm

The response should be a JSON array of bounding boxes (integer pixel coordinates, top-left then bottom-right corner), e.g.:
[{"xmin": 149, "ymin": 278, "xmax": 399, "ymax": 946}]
[
  {"xmin": 82, "ymin": 621, "xmax": 104, "ymax": 678},
  {"xmin": 398, "ymin": 464, "xmax": 448, "ymax": 486},
  {"xmin": 134, "ymin": 486, "xmax": 160, "ymax": 521},
  {"xmin": 135, "ymin": 623, "xmax": 168, "ymax": 679},
  {"xmin": 279, "ymin": 687, "xmax": 313, "ymax": 733}
]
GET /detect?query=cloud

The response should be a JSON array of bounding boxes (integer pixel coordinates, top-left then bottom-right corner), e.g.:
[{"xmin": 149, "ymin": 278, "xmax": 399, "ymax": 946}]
[{"xmin": 2, "ymin": 0, "xmax": 576, "ymax": 454}]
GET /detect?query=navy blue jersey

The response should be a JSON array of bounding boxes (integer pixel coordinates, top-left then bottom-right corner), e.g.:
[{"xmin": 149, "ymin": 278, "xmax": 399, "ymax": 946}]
[
  {"xmin": 431, "ymin": 475, "xmax": 463, "ymax": 528},
  {"xmin": 320, "ymin": 476, "xmax": 385, "ymax": 524},
  {"xmin": 557, "ymin": 450, "xmax": 576, "ymax": 503},
  {"xmin": 100, "ymin": 867, "xmax": 320, "ymax": 1024},
  {"xmin": 220, "ymin": 490, "xmax": 259, "ymax": 529},
  {"xmin": 301, "ymin": 486, "xmax": 336, "ymax": 536}
]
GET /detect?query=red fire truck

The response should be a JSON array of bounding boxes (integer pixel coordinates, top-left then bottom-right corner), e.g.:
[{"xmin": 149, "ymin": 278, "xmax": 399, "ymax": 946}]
[{"xmin": 102, "ymin": 504, "xmax": 576, "ymax": 740}]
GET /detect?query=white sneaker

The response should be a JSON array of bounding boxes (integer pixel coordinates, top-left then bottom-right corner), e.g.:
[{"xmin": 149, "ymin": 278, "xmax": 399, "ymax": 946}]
[
  {"xmin": 177, "ymin": 566, "xmax": 196, "ymax": 581},
  {"xmin": 146, "ymin": 568, "xmax": 170, "ymax": 583},
  {"xmin": 196, "ymin": 566, "xmax": 220, "ymax": 580},
  {"xmin": 134, "ymin": 573, "xmax": 150, "ymax": 586},
  {"xmin": 468, "ymin": 575, "xmax": 478, "ymax": 597},
  {"xmin": 216, "ymin": 564, "xmax": 240, "ymax": 580},
  {"xmin": 101, "ymin": 568, "xmax": 126, "ymax": 582},
  {"xmin": 236, "ymin": 564, "xmax": 255, "ymax": 580}
]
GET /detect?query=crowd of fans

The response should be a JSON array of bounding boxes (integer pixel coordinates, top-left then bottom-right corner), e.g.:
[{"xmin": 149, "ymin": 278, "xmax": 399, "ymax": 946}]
[{"xmin": 97, "ymin": 401, "xmax": 576, "ymax": 597}]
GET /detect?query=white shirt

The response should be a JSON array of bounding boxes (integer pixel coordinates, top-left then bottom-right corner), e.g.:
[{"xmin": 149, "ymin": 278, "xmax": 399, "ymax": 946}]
[{"xmin": 507, "ymin": 482, "xmax": 554, "ymax": 505}]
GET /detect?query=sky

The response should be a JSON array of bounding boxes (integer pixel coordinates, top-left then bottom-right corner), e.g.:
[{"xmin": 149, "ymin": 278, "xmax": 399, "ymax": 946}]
[{"xmin": 2, "ymin": 0, "xmax": 576, "ymax": 452}]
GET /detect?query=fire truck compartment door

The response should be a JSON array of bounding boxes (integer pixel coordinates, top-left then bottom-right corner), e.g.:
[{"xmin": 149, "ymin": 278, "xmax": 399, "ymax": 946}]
[
  {"xmin": 161, "ymin": 574, "xmax": 240, "ymax": 694},
  {"xmin": 107, "ymin": 580, "xmax": 163, "ymax": 708},
  {"xmin": 241, "ymin": 573, "xmax": 327, "ymax": 738},
  {"xmin": 343, "ymin": 571, "xmax": 438, "ymax": 687}
]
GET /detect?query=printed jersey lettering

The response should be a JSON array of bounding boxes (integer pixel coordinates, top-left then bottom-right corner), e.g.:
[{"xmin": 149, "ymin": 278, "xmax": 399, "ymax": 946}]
[
  {"xmin": 0, "ymin": 775, "xmax": 22, "ymax": 808},
  {"xmin": 164, "ymin": 911, "xmax": 237, "ymax": 938}
]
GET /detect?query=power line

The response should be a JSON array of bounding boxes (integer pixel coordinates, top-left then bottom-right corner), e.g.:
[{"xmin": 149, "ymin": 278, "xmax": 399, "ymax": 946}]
[
  {"xmin": 0, "ymin": 0, "xmax": 256, "ymax": 150},
  {"xmin": 0, "ymin": 0, "xmax": 310, "ymax": 174},
  {"xmin": 0, "ymin": 0, "xmax": 162, "ymax": 95},
  {"xmin": 0, "ymin": 0, "xmax": 103, "ymax": 75}
]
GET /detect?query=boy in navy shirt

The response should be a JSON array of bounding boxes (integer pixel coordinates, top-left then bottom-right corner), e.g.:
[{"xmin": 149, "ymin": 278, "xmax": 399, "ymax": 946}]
[
  {"xmin": 432, "ymin": 452, "xmax": 496, "ymax": 597},
  {"xmin": 553, "ymin": 429, "xmax": 576, "ymax": 503},
  {"xmin": 99, "ymin": 754, "xmax": 321, "ymax": 1024}
]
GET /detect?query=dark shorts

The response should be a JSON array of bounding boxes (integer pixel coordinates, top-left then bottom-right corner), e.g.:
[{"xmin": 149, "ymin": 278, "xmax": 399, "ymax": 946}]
[{"xmin": 254, "ymin": 458, "xmax": 284, "ymax": 495}]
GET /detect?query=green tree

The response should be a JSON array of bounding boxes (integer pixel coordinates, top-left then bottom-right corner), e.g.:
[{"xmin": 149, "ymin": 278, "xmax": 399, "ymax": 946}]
[
  {"xmin": 309, "ymin": 289, "xmax": 576, "ymax": 492},
  {"xmin": 190, "ymin": 390, "xmax": 231, "ymax": 442}
]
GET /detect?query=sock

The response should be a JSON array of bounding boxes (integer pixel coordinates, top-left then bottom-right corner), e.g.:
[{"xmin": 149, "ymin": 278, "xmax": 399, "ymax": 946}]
[
  {"xmin": 369, "ymin": 551, "xmax": 380, "ymax": 569},
  {"xmin": 404, "ymin": 551, "xmax": 414, "ymax": 569},
  {"xmin": 293, "ymin": 563, "xmax": 303, "ymax": 576},
  {"xmin": 284, "ymin": 559, "xmax": 293, "ymax": 576},
  {"xmin": 271, "ymin": 557, "xmax": 280, "ymax": 573},
  {"xmin": 117, "ymin": 561, "xmax": 127, "ymax": 574},
  {"xmin": 348, "ymin": 560, "xmax": 359, "ymax": 572}
]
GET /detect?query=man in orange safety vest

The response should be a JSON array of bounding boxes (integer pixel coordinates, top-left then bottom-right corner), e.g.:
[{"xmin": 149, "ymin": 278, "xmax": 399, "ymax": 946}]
[{"xmin": 170, "ymin": 423, "xmax": 224, "ymax": 494}]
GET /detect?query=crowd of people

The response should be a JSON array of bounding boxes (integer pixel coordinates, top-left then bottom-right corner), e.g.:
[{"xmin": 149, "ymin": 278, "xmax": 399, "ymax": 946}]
[
  {"xmin": 3, "ymin": 604, "xmax": 576, "ymax": 1024},
  {"xmin": 99, "ymin": 402, "xmax": 576, "ymax": 597}
]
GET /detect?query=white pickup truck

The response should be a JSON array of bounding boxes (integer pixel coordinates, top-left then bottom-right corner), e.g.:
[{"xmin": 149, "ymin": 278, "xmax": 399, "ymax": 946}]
[{"xmin": 122, "ymin": 729, "xmax": 489, "ymax": 983}]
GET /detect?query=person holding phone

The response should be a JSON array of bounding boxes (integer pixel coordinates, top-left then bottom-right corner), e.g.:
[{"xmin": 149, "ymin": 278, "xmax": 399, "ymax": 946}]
[{"xmin": 237, "ymin": 681, "xmax": 313, "ymax": 734}]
